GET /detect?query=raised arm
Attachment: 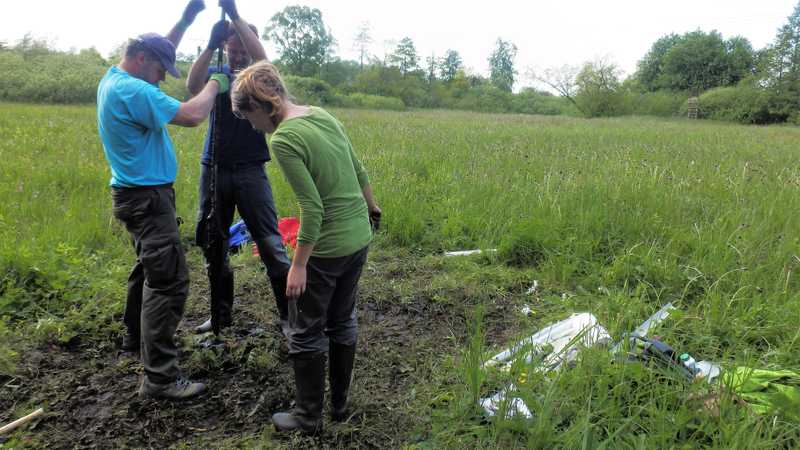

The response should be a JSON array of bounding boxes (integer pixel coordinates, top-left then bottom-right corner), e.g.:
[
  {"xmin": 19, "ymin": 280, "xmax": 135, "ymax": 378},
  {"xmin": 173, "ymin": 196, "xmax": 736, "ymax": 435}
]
[
  {"xmin": 172, "ymin": 75, "xmax": 229, "ymax": 127},
  {"xmin": 187, "ymin": 20, "xmax": 229, "ymax": 95},
  {"xmin": 187, "ymin": 49, "xmax": 214, "ymax": 96},
  {"xmin": 220, "ymin": 0, "xmax": 267, "ymax": 61},
  {"xmin": 166, "ymin": 0, "xmax": 205, "ymax": 47}
]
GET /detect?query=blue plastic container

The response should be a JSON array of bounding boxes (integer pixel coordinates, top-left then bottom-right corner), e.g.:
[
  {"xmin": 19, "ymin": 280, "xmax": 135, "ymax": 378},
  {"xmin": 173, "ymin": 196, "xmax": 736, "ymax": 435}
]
[{"xmin": 228, "ymin": 219, "xmax": 252, "ymax": 250}]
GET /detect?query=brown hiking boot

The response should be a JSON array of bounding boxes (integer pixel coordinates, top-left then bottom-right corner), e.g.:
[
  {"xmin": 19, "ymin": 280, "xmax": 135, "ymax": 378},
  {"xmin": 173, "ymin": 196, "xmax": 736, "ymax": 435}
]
[{"xmin": 138, "ymin": 377, "xmax": 206, "ymax": 400}]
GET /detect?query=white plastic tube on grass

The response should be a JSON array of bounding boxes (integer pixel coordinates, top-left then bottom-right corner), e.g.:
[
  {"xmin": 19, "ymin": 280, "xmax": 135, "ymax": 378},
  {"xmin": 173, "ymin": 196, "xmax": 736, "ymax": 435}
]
[{"xmin": 443, "ymin": 249, "xmax": 497, "ymax": 257}]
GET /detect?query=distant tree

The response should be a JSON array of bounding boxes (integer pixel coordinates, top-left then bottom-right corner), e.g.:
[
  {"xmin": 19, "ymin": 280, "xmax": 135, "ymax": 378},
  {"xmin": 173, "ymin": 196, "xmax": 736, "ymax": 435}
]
[
  {"xmin": 439, "ymin": 49, "xmax": 462, "ymax": 82},
  {"xmin": 660, "ymin": 30, "xmax": 731, "ymax": 93},
  {"xmin": 528, "ymin": 64, "xmax": 582, "ymax": 114},
  {"xmin": 389, "ymin": 37, "xmax": 419, "ymax": 76},
  {"xmin": 724, "ymin": 36, "xmax": 756, "ymax": 84},
  {"xmin": 14, "ymin": 33, "xmax": 51, "ymax": 57},
  {"xmin": 381, "ymin": 39, "xmax": 398, "ymax": 66},
  {"xmin": 353, "ymin": 21, "xmax": 372, "ymax": 71},
  {"xmin": 488, "ymin": 38, "xmax": 517, "ymax": 92},
  {"xmin": 353, "ymin": 64, "xmax": 428, "ymax": 106},
  {"xmin": 635, "ymin": 33, "xmax": 681, "ymax": 91},
  {"xmin": 425, "ymin": 53, "xmax": 437, "ymax": 84},
  {"xmin": 78, "ymin": 47, "xmax": 107, "ymax": 65},
  {"xmin": 762, "ymin": 0, "xmax": 800, "ymax": 116},
  {"xmin": 107, "ymin": 40, "xmax": 128, "ymax": 62},
  {"xmin": 575, "ymin": 58, "xmax": 625, "ymax": 117},
  {"xmin": 766, "ymin": 1, "xmax": 800, "ymax": 87},
  {"xmin": 448, "ymin": 69, "xmax": 472, "ymax": 98},
  {"xmin": 320, "ymin": 58, "xmax": 360, "ymax": 87},
  {"xmin": 635, "ymin": 30, "xmax": 755, "ymax": 93},
  {"xmin": 263, "ymin": 5, "xmax": 334, "ymax": 77}
]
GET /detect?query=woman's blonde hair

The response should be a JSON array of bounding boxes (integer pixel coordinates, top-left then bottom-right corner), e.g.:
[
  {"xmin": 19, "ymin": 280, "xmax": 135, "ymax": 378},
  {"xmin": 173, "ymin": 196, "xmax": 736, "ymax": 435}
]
[{"xmin": 231, "ymin": 61, "xmax": 289, "ymax": 120}]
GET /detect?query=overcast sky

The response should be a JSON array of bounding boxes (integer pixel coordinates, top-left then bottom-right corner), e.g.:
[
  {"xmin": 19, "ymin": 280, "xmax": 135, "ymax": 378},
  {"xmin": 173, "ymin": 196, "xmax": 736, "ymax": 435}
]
[{"xmin": 2, "ymin": 0, "xmax": 797, "ymax": 86}]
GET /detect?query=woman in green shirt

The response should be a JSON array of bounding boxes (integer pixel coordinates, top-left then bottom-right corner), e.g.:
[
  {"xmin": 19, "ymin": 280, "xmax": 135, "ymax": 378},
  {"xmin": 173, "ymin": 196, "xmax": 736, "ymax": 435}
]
[{"xmin": 231, "ymin": 61, "xmax": 381, "ymax": 434}]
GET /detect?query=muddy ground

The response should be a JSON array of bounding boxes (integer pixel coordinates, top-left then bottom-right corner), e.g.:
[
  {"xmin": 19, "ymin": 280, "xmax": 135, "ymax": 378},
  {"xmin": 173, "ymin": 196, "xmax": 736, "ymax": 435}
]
[{"xmin": 0, "ymin": 248, "xmax": 520, "ymax": 449}]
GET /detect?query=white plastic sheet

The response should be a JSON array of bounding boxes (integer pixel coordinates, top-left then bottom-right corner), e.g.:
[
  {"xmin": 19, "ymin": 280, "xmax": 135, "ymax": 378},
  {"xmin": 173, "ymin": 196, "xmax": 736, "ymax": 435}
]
[
  {"xmin": 483, "ymin": 313, "xmax": 612, "ymax": 371},
  {"xmin": 481, "ymin": 313, "xmax": 612, "ymax": 418}
]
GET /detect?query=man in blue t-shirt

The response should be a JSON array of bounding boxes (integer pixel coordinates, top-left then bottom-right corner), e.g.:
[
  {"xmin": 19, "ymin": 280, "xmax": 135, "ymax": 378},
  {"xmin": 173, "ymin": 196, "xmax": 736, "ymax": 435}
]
[
  {"xmin": 186, "ymin": 0, "xmax": 291, "ymax": 335},
  {"xmin": 96, "ymin": 0, "xmax": 230, "ymax": 401}
]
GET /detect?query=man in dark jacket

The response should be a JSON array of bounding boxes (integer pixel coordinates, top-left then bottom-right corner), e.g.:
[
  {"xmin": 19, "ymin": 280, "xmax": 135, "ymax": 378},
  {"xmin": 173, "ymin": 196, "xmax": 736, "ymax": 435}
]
[{"xmin": 186, "ymin": 0, "xmax": 291, "ymax": 334}]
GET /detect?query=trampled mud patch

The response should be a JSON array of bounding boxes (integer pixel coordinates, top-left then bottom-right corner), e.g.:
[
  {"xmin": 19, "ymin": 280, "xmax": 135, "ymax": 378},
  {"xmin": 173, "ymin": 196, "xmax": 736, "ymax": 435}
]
[{"xmin": 1, "ymin": 251, "xmax": 515, "ymax": 449}]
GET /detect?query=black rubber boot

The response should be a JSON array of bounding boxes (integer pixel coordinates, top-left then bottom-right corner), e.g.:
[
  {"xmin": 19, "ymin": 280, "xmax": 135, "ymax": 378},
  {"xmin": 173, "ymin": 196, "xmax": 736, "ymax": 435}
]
[
  {"xmin": 329, "ymin": 342, "xmax": 356, "ymax": 422},
  {"xmin": 197, "ymin": 264, "xmax": 234, "ymax": 334},
  {"xmin": 269, "ymin": 274, "xmax": 289, "ymax": 333},
  {"xmin": 121, "ymin": 332, "xmax": 140, "ymax": 353},
  {"xmin": 269, "ymin": 274, "xmax": 289, "ymax": 321},
  {"xmin": 272, "ymin": 352, "xmax": 325, "ymax": 434}
]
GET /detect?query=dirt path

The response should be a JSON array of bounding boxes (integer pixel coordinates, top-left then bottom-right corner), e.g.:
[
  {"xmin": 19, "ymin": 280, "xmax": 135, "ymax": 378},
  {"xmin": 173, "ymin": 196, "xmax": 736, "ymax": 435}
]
[{"xmin": 0, "ymin": 249, "xmax": 500, "ymax": 449}]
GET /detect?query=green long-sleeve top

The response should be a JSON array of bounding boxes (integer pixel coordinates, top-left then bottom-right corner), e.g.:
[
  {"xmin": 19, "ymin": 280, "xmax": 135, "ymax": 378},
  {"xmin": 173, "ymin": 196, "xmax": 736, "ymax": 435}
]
[{"xmin": 269, "ymin": 106, "xmax": 372, "ymax": 258}]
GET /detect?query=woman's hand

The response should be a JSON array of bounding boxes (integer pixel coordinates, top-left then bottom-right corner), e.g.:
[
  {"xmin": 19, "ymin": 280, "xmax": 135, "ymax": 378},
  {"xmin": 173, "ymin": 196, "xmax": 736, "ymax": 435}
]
[
  {"xmin": 286, "ymin": 264, "xmax": 307, "ymax": 301},
  {"xmin": 368, "ymin": 204, "xmax": 382, "ymax": 231}
]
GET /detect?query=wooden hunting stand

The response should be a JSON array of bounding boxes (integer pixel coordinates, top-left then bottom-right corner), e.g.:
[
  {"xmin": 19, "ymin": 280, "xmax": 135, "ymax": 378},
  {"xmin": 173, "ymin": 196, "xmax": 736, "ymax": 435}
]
[{"xmin": 687, "ymin": 97, "xmax": 699, "ymax": 119}]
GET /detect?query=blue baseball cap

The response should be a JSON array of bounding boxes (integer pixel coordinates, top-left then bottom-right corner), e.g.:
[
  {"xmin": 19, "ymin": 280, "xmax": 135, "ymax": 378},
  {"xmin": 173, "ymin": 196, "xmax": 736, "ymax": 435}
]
[{"xmin": 137, "ymin": 33, "xmax": 180, "ymax": 78}]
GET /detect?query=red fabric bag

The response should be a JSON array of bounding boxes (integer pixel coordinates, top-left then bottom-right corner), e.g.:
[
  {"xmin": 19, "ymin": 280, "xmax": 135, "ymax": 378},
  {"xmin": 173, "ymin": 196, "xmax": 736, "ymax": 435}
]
[{"xmin": 278, "ymin": 216, "xmax": 300, "ymax": 249}]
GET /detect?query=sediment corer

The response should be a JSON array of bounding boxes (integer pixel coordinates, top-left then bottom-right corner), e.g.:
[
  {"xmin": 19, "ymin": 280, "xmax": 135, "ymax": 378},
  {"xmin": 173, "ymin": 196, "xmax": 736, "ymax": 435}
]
[
  {"xmin": 206, "ymin": 6, "xmax": 227, "ymax": 335},
  {"xmin": 633, "ymin": 336, "xmax": 698, "ymax": 381},
  {"xmin": 610, "ymin": 302, "xmax": 676, "ymax": 355},
  {"xmin": 626, "ymin": 334, "xmax": 722, "ymax": 384}
]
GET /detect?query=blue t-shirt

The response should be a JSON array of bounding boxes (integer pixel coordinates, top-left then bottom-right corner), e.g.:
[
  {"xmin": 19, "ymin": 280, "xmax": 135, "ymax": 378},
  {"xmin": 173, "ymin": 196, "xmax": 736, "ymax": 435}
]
[
  {"xmin": 97, "ymin": 66, "xmax": 181, "ymax": 187},
  {"xmin": 201, "ymin": 65, "xmax": 270, "ymax": 167}
]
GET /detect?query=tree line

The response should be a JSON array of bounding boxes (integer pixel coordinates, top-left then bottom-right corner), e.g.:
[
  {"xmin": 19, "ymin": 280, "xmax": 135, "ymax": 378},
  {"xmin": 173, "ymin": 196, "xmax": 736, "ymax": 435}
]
[
  {"xmin": 530, "ymin": 2, "xmax": 800, "ymax": 123},
  {"xmin": 260, "ymin": 2, "xmax": 800, "ymax": 123},
  {"xmin": 2, "ymin": 1, "xmax": 800, "ymax": 124}
]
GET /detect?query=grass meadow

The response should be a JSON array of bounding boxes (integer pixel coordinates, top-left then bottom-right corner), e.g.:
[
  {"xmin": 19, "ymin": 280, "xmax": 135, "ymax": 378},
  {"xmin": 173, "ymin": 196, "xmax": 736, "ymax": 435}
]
[{"xmin": 1, "ymin": 102, "xmax": 800, "ymax": 448}]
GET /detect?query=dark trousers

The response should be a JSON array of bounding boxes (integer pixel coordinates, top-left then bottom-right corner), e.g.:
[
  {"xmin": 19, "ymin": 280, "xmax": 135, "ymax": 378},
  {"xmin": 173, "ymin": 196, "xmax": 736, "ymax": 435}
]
[
  {"xmin": 112, "ymin": 185, "xmax": 189, "ymax": 384},
  {"xmin": 288, "ymin": 246, "xmax": 369, "ymax": 355},
  {"xmin": 196, "ymin": 163, "xmax": 291, "ymax": 325}
]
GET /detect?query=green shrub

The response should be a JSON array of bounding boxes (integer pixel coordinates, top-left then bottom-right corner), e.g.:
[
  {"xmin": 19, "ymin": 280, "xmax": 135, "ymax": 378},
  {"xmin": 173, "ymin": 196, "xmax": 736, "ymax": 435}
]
[
  {"xmin": 576, "ymin": 88, "xmax": 628, "ymax": 117},
  {"xmin": 0, "ymin": 50, "xmax": 108, "ymax": 103},
  {"xmin": 449, "ymin": 85, "xmax": 511, "ymax": 113},
  {"xmin": 0, "ymin": 48, "xmax": 191, "ymax": 104},
  {"xmin": 510, "ymin": 90, "xmax": 571, "ymax": 115},
  {"xmin": 624, "ymin": 90, "xmax": 689, "ymax": 117},
  {"xmin": 692, "ymin": 84, "xmax": 785, "ymax": 124},
  {"xmin": 284, "ymin": 75, "xmax": 335, "ymax": 105},
  {"xmin": 331, "ymin": 92, "xmax": 405, "ymax": 111}
]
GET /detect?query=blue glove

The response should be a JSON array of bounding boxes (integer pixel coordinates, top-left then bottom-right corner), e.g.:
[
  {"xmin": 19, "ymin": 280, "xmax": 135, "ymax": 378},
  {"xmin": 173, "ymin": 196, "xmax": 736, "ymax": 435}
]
[
  {"xmin": 219, "ymin": 0, "xmax": 240, "ymax": 20},
  {"xmin": 207, "ymin": 20, "xmax": 230, "ymax": 50},
  {"xmin": 182, "ymin": 0, "xmax": 205, "ymax": 26}
]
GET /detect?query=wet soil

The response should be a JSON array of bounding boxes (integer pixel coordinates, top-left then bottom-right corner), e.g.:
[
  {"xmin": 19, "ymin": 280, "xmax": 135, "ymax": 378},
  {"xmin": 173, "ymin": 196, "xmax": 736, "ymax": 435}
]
[{"xmin": 0, "ymin": 250, "xmax": 518, "ymax": 449}]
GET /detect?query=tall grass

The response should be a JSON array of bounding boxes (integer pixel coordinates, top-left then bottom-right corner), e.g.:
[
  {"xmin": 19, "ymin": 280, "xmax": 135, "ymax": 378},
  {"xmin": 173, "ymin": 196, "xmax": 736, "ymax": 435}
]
[{"xmin": 2, "ymin": 103, "xmax": 800, "ymax": 445}]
